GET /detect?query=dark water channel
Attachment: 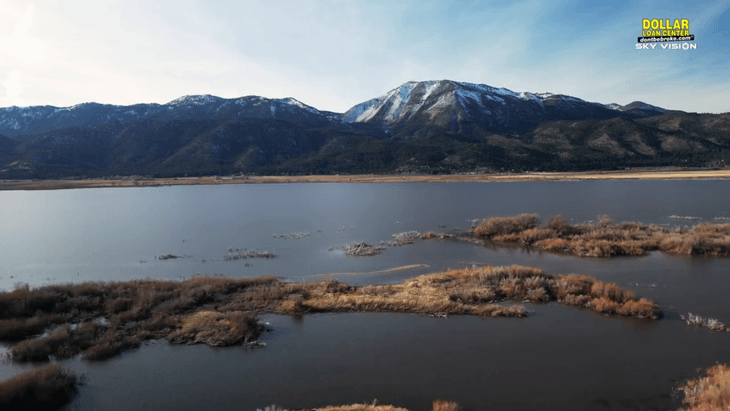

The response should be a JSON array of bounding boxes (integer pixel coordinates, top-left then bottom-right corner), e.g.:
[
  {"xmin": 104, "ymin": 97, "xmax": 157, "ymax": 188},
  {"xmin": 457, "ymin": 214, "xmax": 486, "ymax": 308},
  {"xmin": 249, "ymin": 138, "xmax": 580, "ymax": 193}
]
[{"xmin": 1, "ymin": 180, "xmax": 729, "ymax": 410}]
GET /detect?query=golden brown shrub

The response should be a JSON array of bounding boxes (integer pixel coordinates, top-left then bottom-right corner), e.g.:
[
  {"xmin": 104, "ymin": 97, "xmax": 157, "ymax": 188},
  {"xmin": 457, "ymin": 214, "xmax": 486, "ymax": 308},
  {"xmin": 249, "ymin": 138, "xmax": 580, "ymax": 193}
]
[
  {"xmin": 470, "ymin": 214, "xmax": 730, "ymax": 257},
  {"xmin": 473, "ymin": 214, "xmax": 540, "ymax": 237},
  {"xmin": 676, "ymin": 364, "xmax": 730, "ymax": 411},
  {"xmin": 431, "ymin": 400, "xmax": 461, "ymax": 411}
]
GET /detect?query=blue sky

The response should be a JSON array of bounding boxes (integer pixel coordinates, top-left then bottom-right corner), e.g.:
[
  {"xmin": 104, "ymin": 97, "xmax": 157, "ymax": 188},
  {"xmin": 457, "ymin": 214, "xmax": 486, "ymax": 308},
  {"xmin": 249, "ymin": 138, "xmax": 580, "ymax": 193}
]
[{"xmin": 1, "ymin": 0, "xmax": 728, "ymax": 113}]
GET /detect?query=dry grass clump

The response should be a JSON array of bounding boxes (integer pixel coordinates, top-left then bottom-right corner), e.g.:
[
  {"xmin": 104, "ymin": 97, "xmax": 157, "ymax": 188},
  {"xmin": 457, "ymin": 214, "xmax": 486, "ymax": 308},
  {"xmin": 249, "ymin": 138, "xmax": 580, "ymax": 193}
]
[
  {"xmin": 0, "ymin": 316, "xmax": 55, "ymax": 341},
  {"xmin": 431, "ymin": 400, "xmax": 461, "ymax": 411},
  {"xmin": 420, "ymin": 231, "xmax": 454, "ymax": 240},
  {"xmin": 0, "ymin": 363, "xmax": 77, "ymax": 411},
  {"xmin": 551, "ymin": 274, "xmax": 658, "ymax": 318},
  {"xmin": 0, "ymin": 276, "xmax": 278, "ymax": 362},
  {"xmin": 471, "ymin": 214, "xmax": 730, "ymax": 257},
  {"xmin": 676, "ymin": 364, "xmax": 730, "ymax": 411},
  {"xmin": 0, "ymin": 265, "xmax": 658, "ymax": 363},
  {"xmin": 473, "ymin": 213, "xmax": 540, "ymax": 237},
  {"xmin": 387, "ymin": 231, "xmax": 422, "ymax": 245},
  {"xmin": 167, "ymin": 310, "xmax": 263, "ymax": 346},
  {"xmin": 11, "ymin": 321, "xmax": 125, "ymax": 362}
]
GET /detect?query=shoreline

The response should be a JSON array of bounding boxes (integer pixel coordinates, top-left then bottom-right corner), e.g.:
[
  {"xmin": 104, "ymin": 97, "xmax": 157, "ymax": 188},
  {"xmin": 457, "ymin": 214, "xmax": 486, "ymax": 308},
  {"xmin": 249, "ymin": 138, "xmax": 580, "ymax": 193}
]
[{"xmin": 1, "ymin": 169, "xmax": 730, "ymax": 191}]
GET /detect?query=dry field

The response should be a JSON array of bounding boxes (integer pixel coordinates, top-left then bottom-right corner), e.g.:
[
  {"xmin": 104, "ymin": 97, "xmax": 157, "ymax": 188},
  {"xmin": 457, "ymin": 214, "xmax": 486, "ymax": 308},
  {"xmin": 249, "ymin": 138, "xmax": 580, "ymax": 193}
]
[{"xmin": 1, "ymin": 169, "xmax": 729, "ymax": 191}]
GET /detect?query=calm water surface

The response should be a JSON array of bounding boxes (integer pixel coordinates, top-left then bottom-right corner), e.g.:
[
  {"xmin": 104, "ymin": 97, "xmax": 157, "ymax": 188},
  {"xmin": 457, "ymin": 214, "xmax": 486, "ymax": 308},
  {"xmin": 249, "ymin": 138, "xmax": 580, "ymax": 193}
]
[{"xmin": 1, "ymin": 180, "xmax": 729, "ymax": 410}]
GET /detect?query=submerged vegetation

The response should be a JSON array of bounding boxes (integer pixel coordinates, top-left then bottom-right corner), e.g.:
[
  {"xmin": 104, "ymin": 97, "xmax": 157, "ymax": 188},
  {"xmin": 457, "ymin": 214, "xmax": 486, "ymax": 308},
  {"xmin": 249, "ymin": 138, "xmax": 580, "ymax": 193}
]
[
  {"xmin": 471, "ymin": 214, "xmax": 730, "ymax": 257},
  {"xmin": 0, "ymin": 265, "xmax": 658, "ymax": 363},
  {"xmin": 336, "ymin": 241, "xmax": 386, "ymax": 256},
  {"xmin": 681, "ymin": 313, "xmax": 729, "ymax": 332},
  {"xmin": 225, "ymin": 248, "xmax": 277, "ymax": 261},
  {"xmin": 676, "ymin": 364, "xmax": 730, "ymax": 411},
  {"xmin": 156, "ymin": 254, "xmax": 184, "ymax": 260},
  {"xmin": 274, "ymin": 232, "xmax": 311, "ymax": 239},
  {"xmin": 0, "ymin": 363, "xmax": 77, "ymax": 411},
  {"xmin": 335, "ymin": 231, "xmax": 454, "ymax": 257}
]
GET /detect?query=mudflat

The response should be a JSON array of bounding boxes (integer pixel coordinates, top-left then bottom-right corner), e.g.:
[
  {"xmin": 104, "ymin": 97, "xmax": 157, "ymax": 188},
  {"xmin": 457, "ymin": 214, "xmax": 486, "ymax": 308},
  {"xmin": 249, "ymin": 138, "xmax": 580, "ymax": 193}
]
[{"xmin": 1, "ymin": 169, "xmax": 729, "ymax": 191}]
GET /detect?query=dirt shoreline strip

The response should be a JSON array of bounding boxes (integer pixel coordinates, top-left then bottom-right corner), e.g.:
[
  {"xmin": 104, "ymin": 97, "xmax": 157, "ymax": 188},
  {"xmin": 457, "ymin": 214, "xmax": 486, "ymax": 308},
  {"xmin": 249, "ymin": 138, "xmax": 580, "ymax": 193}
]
[{"xmin": 1, "ymin": 169, "xmax": 729, "ymax": 191}]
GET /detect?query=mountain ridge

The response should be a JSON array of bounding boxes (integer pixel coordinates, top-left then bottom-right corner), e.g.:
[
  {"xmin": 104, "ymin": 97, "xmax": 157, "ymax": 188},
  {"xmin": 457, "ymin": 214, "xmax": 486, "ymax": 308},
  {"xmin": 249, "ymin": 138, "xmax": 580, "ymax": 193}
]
[
  {"xmin": 0, "ymin": 80, "xmax": 676, "ymax": 139},
  {"xmin": 0, "ymin": 80, "xmax": 727, "ymax": 178}
]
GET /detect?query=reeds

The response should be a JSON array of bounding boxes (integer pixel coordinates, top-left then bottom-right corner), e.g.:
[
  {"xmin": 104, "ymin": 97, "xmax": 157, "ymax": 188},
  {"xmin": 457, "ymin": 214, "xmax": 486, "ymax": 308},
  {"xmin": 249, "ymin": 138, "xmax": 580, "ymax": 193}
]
[
  {"xmin": 0, "ymin": 266, "xmax": 658, "ymax": 363},
  {"xmin": 676, "ymin": 364, "xmax": 730, "ymax": 411},
  {"xmin": 0, "ymin": 363, "xmax": 77, "ymax": 411},
  {"xmin": 471, "ymin": 214, "xmax": 730, "ymax": 257}
]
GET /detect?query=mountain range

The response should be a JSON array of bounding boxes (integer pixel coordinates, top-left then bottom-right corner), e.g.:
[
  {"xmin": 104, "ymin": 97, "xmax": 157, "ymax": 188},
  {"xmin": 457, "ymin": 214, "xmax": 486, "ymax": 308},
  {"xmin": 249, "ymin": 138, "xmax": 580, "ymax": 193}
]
[{"xmin": 0, "ymin": 80, "xmax": 727, "ymax": 178}]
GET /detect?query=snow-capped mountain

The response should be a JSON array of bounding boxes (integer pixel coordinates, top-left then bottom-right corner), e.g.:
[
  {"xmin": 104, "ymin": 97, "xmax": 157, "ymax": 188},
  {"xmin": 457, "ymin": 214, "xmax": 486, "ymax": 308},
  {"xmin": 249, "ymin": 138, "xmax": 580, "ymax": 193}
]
[
  {"xmin": 342, "ymin": 80, "xmax": 633, "ymax": 134},
  {"xmin": 0, "ymin": 95, "xmax": 333, "ymax": 138},
  {"xmin": 2, "ymin": 79, "xmax": 718, "ymax": 180}
]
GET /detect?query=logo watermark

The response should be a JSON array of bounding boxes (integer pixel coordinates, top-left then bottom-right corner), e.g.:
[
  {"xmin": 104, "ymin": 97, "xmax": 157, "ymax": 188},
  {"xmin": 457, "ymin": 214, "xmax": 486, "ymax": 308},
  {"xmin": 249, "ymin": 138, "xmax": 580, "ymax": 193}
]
[{"xmin": 636, "ymin": 18, "xmax": 696, "ymax": 50}]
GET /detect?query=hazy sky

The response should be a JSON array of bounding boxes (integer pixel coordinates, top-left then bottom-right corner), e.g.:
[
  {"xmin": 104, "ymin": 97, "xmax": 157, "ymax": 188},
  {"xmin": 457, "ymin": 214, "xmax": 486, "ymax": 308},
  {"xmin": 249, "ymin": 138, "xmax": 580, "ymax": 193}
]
[{"xmin": 1, "ymin": 0, "xmax": 728, "ymax": 113}]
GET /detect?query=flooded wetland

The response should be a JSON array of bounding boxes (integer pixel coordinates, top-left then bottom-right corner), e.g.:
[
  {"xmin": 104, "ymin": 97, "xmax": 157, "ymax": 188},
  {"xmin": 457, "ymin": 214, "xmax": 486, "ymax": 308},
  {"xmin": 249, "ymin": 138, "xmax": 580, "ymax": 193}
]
[{"xmin": 1, "ymin": 180, "xmax": 730, "ymax": 410}]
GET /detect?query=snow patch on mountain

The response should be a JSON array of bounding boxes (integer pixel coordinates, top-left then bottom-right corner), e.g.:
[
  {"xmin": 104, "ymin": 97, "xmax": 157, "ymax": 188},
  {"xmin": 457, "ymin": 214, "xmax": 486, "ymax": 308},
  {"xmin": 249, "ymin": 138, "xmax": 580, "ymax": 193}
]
[
  {"xmin": 275, "ymin": 97, "xmax": 320, "ymax": 115},
  {"xmin": 167, "ymin": 95, "xmax": 223, "ymax": 106}
]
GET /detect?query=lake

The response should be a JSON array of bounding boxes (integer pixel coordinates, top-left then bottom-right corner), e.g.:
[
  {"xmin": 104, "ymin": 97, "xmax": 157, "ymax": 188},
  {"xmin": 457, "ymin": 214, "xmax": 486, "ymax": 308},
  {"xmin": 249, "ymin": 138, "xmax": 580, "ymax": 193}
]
[{"xmin": 1, "ymin": 180, "xmax": 729, "ymax": 410}]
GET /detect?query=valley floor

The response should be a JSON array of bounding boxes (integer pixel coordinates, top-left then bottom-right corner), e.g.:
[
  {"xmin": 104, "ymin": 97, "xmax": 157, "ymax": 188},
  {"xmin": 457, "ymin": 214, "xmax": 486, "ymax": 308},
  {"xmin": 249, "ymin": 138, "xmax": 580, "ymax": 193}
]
[{"xmin": 1, "ymin": 168, "xmax": 730, "ymax": 191}]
